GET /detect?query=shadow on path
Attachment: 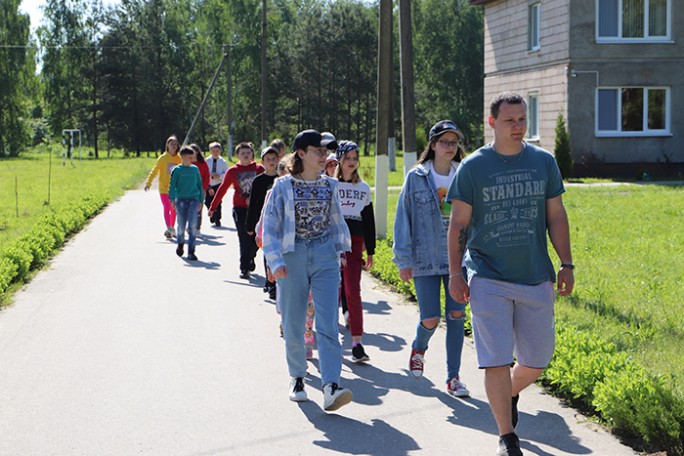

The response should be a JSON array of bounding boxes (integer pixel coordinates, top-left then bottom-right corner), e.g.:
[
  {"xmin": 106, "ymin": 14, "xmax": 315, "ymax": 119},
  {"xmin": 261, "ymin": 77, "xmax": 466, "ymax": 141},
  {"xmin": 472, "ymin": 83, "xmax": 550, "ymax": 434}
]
[{"xmin": 298, "ymin": 401, "xmax": 420, "ymax": 456}]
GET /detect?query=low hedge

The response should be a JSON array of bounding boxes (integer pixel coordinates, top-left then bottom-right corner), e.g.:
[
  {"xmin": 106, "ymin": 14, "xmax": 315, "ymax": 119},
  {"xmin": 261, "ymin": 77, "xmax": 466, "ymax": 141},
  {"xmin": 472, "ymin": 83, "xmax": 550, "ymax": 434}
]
[
  {"xmin": 543, "ymin": 322, "xmax": 684, "ymax": 454},
  {"xmin": 371, "ymin": 238, "xmax": 683, "ymax": 455},
  {"xmin": 0, "ymin": 194, "xmax": 109, "ymax": 300}
]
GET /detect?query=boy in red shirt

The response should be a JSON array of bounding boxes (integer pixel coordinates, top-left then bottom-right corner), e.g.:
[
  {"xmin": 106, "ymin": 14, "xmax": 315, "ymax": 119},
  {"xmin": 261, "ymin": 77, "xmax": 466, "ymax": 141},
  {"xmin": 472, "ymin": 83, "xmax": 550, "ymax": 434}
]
[{"xmin": 208, "ymin": 142, "xmax": 265, "ymax": 278}]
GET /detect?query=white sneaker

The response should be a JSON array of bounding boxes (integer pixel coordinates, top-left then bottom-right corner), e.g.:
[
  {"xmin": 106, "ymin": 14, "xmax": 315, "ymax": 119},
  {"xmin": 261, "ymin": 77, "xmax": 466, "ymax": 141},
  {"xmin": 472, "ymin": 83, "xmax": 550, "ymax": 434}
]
[
  {"xmin": 164, "ymin": 229, "xmax": 172, "ymax": 239},
  {"xmin": 323, "ymin": 383, "xmax": 352, "ymax": 412},
  {"xmin": 289, "ymin": 377, "xmax": 308, "ymax": 402},
  {"xmin": 447, "ymin": 376, "xmax": 470, "ymax": 397}
]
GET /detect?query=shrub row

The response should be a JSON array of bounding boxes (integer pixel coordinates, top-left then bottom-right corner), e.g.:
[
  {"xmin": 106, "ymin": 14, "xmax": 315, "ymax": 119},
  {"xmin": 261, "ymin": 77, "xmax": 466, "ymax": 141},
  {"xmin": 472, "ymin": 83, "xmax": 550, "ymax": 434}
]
[
  {"xmin": 543, "ymin": 322, "xmax": 684, "ymax": 455},
  {"xmin": 372, "ymin": 238, "xmax": 684, "ymax": 454},
  {"xmin": 0, "ymin": 194, "xmax": 110, "ymax": 300}
]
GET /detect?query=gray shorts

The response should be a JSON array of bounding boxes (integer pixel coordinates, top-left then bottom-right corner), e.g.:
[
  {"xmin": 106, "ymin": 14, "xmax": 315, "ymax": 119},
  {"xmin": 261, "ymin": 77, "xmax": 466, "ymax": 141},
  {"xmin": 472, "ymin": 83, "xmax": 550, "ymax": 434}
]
[{"xmin": 469, "ymin": 276, "xmax": 555, "ymax": 369}]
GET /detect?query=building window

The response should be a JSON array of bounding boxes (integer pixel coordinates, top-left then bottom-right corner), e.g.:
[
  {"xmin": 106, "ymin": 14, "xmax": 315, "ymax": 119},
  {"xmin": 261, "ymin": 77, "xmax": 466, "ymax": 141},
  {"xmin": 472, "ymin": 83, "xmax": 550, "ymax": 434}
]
[
  {"xmin": 527, "ymin": 93, "xmax": 540, "ymax": 140},
  {"xmin": 596, "ymin": 87, "xmax": 670, "ymax": 136},
  {"xmin": 597, "ymin": 0, "xmax": 670, "ymax": 41},
  {"xmin": 528, "ymin": 3, "xmax": 541, "ymax": 50}
]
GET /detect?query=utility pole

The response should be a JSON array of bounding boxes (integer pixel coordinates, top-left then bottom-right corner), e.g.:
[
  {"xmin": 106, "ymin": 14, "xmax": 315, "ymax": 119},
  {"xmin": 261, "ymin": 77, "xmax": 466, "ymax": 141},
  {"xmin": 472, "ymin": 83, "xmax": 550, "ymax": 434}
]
[
  {"xmin": 261, "ymin": 0, "xmax": 268, "ymax": 148},
  {"xmin": 388, "ymin": 29, "xmax": 396, "ymax": 173},
  {"xmin": 226, "ymin": 44, "xmax": 234, "ymax": 160},
  {"xmin": 399, "ymin": 0, "xmax": 417, "ymax": 174},
  {"xmin": 375, "ymin": 0, "xmax": 392, "ymax": 239}
]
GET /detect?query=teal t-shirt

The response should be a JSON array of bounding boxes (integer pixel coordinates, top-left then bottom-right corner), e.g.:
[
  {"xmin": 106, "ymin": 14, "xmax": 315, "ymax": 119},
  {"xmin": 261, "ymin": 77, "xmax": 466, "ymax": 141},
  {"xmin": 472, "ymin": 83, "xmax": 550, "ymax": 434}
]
[
  {"xmin": 169, "ymin": 164, "xmax": 203, "ymax": 202},
  {"xmin": 447, "ymin": 143, "xmax": 565, "ymax": 285}
]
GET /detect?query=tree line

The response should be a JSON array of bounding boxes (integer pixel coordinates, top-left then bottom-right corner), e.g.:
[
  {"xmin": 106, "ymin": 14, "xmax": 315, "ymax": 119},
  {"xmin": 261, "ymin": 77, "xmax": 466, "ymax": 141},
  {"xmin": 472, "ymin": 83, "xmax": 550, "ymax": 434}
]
[{"xmin": 1, "ymin": 0, "xmax": 483, "ymax": 158}]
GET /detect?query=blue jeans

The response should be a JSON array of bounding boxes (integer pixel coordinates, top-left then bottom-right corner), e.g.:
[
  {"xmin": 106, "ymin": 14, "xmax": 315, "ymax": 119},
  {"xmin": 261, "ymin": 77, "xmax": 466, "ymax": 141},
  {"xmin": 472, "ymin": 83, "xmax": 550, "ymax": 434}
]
[
  {"xmin": 278, "ymin": 235, "xmax": 342, "ymax": 386},
  {"xmin": 176, "ymin": 199, "xmax": 199, "ymax": 252},
  {"xmin": 412, "ymin": 274, "xmax": 466, "ymax": 382}
]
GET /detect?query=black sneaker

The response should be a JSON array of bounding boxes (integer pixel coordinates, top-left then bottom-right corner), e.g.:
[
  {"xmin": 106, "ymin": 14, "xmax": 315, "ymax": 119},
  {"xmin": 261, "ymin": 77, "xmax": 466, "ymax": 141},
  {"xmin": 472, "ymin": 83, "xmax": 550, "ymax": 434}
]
[
  {"xmin": 239, "ymin": 270, "xmax": 250, "ymax": 279},
  {"xmin": 176, "ymin": 243, "xmax": 184, "ymax": 257},
  {"xmin": 497, "ymin": 432, "xmax": 522, "ymax": 456},
  {"xmin": 351, "ymin": 344, "xmax": 370, "ymax": 363},
  {"xmin": 215, "ymin": 220, "xmax": 221, "ymax": 227},
  {"xmin": 187, "ymin": 251, "xmax": 198, "ymax": 261},
  {"xmin": 249, "ymin": 259, "xmax": 256, "ymax": 272},
  {"xmin": 512, "ymin": 394, "xmax": 520, "ymax": 429},
  {"xmin": 269, "ymin": 287, "xmax": 277, "ymax": 300}
]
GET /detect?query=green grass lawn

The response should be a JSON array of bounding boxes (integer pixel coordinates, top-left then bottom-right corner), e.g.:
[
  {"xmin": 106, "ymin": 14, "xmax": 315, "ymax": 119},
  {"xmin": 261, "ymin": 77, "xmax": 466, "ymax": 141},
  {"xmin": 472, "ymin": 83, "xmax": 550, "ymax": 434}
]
[
  {"xmin": 0, "ymin": 145, "xmax": 157, "ymax": 246},
  {"xmin": 557, "ymin": 184, "xmax": 684, "ymax": 392}
]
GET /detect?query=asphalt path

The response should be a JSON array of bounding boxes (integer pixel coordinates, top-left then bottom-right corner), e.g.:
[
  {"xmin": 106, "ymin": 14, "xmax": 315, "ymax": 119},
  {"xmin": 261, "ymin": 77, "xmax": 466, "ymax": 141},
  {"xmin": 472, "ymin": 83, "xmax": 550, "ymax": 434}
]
[{"xmin": 0, "ymin": 185, "xmax": 636, "ymax": 456}]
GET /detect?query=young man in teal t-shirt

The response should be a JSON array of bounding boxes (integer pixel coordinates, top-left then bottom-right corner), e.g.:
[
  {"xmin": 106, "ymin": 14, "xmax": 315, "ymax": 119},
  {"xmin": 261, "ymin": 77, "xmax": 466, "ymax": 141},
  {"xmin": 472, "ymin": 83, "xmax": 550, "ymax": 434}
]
[
  {"xmin": 447, "ymin": 92, "xmax": 574, "ymax": 456},
  {"xmin": 169, "ymin": 146, "xmax": 203, "ymax": 261}
]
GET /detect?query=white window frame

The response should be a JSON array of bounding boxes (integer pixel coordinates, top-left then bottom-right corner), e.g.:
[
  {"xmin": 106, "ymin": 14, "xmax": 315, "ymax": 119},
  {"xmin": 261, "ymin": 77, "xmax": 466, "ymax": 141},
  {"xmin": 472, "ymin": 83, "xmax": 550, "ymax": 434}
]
[
  {"xmin": 528, "ymin": 3, "xmax": 541, "ymax": 51},
  {"xmin": 596, "ymin": 0, "xmax": 672, "ymax": 43},
  {"xmin": 526, "ymin": 92, "xmax": 540, "ymax": 141},
  {"xmin": 595, "ymin": 86, "xmax": 671, "ymax": 137}
]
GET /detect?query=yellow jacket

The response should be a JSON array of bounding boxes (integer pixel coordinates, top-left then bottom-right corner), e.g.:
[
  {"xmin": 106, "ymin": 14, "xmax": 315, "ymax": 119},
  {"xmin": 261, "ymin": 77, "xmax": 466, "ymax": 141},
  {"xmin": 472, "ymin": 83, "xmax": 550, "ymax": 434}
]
[{"xmin": 146, "ymin": 152, "xmax": 182, "ymax": 194}]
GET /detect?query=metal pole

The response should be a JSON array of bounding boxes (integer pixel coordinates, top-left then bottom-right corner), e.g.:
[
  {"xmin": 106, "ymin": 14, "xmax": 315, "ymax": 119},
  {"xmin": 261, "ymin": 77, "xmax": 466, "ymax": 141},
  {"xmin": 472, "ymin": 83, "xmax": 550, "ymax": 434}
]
[
  {"xmin": 226, "ymin": 45, "xmax": 234, "ymax": 159},
  {"xmin": 183, "ymin": 51, "xmax": 228, "ymax": 146}
]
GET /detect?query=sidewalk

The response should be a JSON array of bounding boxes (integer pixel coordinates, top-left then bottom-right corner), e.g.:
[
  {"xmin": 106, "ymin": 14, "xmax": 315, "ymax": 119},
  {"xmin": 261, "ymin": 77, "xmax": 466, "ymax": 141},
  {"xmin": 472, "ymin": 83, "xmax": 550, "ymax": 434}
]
[{"xmin": 0, "ymin": 186, "xmax": 636, "ymax": 456}]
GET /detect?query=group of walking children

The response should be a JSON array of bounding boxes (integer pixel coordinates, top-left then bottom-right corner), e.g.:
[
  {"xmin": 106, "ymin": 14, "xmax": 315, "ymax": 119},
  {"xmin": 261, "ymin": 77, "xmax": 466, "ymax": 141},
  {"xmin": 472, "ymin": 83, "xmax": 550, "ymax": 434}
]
[
  {"xmin": 145, "ymin": 92, "xmax": 575, "ymax": 456},
  {"xmin": 144, "ymin": 125, "xmax": 464, "ymax": 412}
]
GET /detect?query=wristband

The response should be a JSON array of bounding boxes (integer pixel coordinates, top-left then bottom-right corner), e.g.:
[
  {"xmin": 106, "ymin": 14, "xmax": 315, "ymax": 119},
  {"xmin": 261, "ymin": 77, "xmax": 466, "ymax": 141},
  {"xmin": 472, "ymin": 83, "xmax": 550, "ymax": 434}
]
[{"xmin": 560, "ymin": 263, "xmax": 575, "ymax": 270}]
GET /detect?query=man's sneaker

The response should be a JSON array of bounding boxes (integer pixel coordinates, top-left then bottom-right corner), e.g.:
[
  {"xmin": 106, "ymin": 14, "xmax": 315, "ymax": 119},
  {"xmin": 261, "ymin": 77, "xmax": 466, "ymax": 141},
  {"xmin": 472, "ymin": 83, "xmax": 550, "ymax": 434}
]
[
  {"xmin": 289, "ymin": 377, "xmax": 308, "ymax": 402},
  {"xmin": 497, "ymin": 432, "xmax": 523, "ymax": 456},
  {"xmin": 322, "ymin": 383, "xmax": 352, "ymax": 412},
  {"xmin": 164, "ymin": 229, "xmax": 172, "ymax": 239},
  {"xmin": 269, "ymin": 287, "xmax": 277, "ymax": 300},
  {"xmin": 239, "ymin": 270, "xmax": 250, "ymax": 279},
  {"xmin": 512, "ymin": 394, "xmax": 520, "ymax": 429},
  {"xmin": 187, "ymin": 251, "xmax": 198, "ymax": 261},
  {"xmin": 447, "ymin": 377, "xmax": 470, "ymax": 397},
  {"xmin": 351, "ymin": 344, "xmax": 370, "ymax": 363},
  {"xmin": 215, "ymin": 220, "xmax": 221, "ymax": 227},
  {"xmin": 176, "ymin": 243, "xmax": 184, "ymax": 257},
  {"xmin": 249, "ymin": 259, "xmax": 256, "ymax": 272},
  {"xmin": 169, "ymin": 226, "xmax": 176, "ymax": 238},
  {"xmin": 409, "ymin": 349, "xmax": 425, "ymax": 378}
]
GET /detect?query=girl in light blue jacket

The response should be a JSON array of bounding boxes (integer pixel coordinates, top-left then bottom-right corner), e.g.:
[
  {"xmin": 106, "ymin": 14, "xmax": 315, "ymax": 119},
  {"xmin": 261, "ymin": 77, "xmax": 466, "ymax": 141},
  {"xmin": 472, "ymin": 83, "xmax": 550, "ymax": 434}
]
[
  {"xmin": 262, "ymin": 129, "xmax": 353, "ymax": 412},
  {"xmin": 393, "ymin": 120, "xmax": 470, "ymax": 398}
]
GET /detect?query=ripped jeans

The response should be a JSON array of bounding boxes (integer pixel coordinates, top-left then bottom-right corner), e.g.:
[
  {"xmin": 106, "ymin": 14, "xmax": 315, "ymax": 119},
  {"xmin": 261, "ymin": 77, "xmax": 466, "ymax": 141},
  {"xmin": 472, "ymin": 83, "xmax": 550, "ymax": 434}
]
[{"xmin": 412, "ymin": 274, "xmax": 466, "ymax": 383}]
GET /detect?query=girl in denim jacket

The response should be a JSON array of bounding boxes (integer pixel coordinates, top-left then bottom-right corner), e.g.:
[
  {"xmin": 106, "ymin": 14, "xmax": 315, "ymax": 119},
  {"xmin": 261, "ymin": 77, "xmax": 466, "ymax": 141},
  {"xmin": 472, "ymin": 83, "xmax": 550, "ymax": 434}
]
[
  {"xmin": 262, "ymin": 129, "xmax": 353, "ymax": 412},
  {"xmin": 392, "ymin": 120, "xmax": 470, "ymax": 398}
]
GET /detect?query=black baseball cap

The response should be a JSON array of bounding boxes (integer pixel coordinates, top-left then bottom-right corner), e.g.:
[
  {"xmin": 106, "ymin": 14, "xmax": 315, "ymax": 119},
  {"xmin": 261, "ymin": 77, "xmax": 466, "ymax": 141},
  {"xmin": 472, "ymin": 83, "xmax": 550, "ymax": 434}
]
[
  {"xmin": 293, "ymin": 129, "xmax": 323, "ymax": 151},
  {"xmin": 321, "ymin": 132, "xmax": 338, "ymax": 150},
  {"xmin": 428, "ymin": 120, "xmax": 464, "ymax": 142}
]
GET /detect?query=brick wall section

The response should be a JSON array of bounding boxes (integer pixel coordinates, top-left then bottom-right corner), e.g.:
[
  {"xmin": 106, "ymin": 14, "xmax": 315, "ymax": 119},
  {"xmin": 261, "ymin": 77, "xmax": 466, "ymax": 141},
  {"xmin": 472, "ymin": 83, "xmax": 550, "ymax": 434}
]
[{"xmin": 484, "ymin": 0, "xmax": 570, "ymax": 75}]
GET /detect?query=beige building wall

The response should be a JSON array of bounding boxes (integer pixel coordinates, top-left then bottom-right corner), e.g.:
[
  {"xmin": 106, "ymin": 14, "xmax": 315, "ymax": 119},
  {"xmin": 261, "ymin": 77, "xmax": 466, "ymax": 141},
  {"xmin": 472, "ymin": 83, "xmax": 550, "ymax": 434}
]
[
  {"xmin": 483, "ymin": 64, "xmax": 569, "ymax": 152},
  {"xmin": 483, "ymin": 0, "xmax": 570, "ymax": 75}
]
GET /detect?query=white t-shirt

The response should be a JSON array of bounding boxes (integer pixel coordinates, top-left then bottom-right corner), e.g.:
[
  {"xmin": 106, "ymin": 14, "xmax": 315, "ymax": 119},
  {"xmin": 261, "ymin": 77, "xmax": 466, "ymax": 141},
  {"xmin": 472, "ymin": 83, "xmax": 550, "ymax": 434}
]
[
  {"xmin": 429, "ymin": 161, "xmax": 457, "ymax": 222},
  {"xmin": 338, "ymin": 180, "xmax": 372, "ymax": 221}
]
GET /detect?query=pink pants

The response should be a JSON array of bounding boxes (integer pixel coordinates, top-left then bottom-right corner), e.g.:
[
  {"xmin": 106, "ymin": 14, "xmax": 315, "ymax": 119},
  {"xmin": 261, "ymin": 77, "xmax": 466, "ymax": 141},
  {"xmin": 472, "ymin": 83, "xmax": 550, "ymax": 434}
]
[
  {"xmin": 342, "ymin": 235, "xmax": 365, "ymax": 337},
  {"xmin": 159, "ymin": 193, "xmax": 176, "ymax": 228}
]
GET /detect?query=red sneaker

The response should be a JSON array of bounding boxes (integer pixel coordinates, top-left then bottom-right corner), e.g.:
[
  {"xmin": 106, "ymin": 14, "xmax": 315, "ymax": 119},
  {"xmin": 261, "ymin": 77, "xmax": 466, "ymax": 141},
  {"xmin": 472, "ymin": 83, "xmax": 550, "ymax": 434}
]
[{"xmin": 409, "ymin": 349, "xmax": 425, "ymax": 378}]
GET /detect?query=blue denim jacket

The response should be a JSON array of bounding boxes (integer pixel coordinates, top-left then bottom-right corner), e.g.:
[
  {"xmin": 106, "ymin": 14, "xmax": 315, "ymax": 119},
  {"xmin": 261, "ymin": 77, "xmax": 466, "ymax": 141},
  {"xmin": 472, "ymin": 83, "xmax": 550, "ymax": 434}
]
[{"xmin": 392, "ymin": 161, "xmax": 458, "ymax": 277}]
